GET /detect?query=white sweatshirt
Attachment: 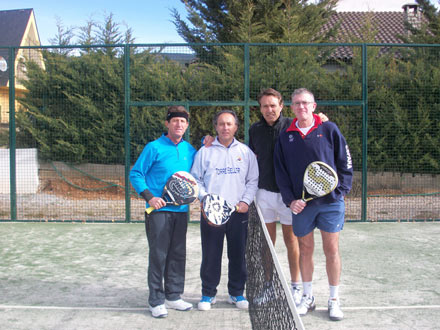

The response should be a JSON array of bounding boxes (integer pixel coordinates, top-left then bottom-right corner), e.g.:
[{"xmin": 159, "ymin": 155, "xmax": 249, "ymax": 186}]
[{"xmin": 191, "ymin": 137, "xmax": 259, "ymax": 206}]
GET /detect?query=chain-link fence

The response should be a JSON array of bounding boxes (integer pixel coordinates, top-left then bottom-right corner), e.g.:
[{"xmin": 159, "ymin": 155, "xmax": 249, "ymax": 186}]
[{"xmin": 1, "ymin": 43, "xmax": 439, "ymax": 222}]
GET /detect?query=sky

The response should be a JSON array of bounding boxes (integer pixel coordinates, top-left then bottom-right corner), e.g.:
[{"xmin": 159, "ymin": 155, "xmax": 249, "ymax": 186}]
[{"xmin": 0, "ymin": 0, "xmax": 438, "ymax": 45}]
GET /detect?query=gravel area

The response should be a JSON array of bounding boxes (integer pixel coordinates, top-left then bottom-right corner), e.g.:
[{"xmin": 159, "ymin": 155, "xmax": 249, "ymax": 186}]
[{"xmin": 0, "ymin": 192, "xmax": 438, "ymax": 222}]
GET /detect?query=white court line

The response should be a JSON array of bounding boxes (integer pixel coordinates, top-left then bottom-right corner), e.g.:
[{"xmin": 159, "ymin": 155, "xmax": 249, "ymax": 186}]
[
  {"xmin": 0, "ymin": 305, "xmax": 246, "ymax": 312},
  {"xmin": 316, "ymin": 305, "xmax": 440, "ymax": 311},
  {"xmin": 0, "ymin": 305, "xmax": 147, "ymax": 311},
  {"xmin": 1, "ymin": 304, "xmax": 440, "ymax": 311}
]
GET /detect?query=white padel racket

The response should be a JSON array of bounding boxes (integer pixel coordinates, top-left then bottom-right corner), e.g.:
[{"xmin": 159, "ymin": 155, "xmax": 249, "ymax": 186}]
[
  {"xmin": 202, "ymin": 193, "xmax": 238, "ymax": 226},
  {"xmin": 293, "ymin": 161, "xmax": 338, "ymax": 215}
]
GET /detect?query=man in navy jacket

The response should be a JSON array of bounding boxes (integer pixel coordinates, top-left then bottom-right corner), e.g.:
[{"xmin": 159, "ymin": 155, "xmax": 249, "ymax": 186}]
[{"xmin": 274, "ymin": 88, "xmax": 353, "ymax": 321}]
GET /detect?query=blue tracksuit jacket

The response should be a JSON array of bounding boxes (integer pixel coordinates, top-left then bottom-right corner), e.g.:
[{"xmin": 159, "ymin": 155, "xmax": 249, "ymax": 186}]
[{"xmin": 129, "ymin": 133, "xmax": 196, "ymax": 212}]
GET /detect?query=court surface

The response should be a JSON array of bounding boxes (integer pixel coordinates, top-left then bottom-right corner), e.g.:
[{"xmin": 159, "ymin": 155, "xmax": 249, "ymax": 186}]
[{"xmin": 0, "ymin": 221, "xmax": 439, "ymax": 330}]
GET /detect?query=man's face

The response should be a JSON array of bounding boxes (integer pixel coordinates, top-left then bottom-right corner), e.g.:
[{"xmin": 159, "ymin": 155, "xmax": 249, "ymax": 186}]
[
  {"xmin": 215, "ymin": 113, "xmax": 238, "ymax": 145},
  {"xmin": 165, "ymin": 117, "xmax": 189, "ymax": 141},
  {"xmin": 259, "ymin": 95, "xmax": 283, "ymax": 126},
  {"xmin": 290, "ymin": 92, "xmax": 316, "ymax": 123}
]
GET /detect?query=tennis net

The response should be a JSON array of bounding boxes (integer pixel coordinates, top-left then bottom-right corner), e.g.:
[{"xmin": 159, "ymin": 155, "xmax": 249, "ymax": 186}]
[{"xmin": 246, "ymin": 202, "xmax": 305, "ymax": 330}]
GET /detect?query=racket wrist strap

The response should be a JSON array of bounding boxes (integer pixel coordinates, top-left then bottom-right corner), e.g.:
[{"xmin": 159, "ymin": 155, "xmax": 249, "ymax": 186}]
[{"xmin": 140, "ymin": 189, "xmax": 154, "ymax": 202}]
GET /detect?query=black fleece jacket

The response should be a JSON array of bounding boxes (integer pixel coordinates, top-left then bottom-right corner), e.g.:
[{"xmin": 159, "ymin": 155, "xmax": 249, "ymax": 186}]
[{"xmin": 248, "ymin": 113, "xmax": 292, "ymax": 193}]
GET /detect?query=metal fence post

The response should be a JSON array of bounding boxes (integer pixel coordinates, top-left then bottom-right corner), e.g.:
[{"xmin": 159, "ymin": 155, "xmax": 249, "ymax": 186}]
[
  {"xmin": 244, "ymin": 44, "xmax": 250, "ymax": 144},
  {"xmin": 124, "ymin": 44, "xmax": 131, "ymax": 223},
  {"xmin": 361, "ymin": 44, "xmax": 368, "ymax": 222},
  {"xmin": 9, "ymin": 47, "xmax": 17, "ymax": 221}
]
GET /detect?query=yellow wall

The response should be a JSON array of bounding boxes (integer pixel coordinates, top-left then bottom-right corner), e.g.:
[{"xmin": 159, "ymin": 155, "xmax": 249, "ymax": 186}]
[
  {"xmin": 0, "ymin": 88, "xmax": 8, "ymax": 123},
  {"xmin": 2, "ymin": 10, "xmax": 43, "ymax": 124},
  {"xmin": 0, "ymin": 87, "xmax": 26, "ymax": 123}
]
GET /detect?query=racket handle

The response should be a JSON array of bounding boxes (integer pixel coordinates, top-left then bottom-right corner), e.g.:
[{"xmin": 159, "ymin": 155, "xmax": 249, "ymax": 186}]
[{"xmin": 146, "ymin": 206, "xmax": 155, "ymax": 214}]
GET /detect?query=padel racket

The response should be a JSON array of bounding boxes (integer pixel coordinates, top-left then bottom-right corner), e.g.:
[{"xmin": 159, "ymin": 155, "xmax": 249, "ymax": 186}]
[
  {"xmin": 146, "ymin": 171, "xmax": 199, "ymax": 214},
  {"xmin": 202, "ymin": 194, "xmax": 238, "ymax": 226},
  {"xmin": 293, "ymin": 161, "xmax": 338, "ymax": 215}
]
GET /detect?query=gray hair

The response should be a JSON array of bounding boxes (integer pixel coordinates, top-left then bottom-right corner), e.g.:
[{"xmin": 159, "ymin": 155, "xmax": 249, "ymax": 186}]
[
  {"xmin": 291, "ymin": 88, "xmax": 315, "ymax": 102},
  {"xmin": 213, "ymin": 109, "xmax": 239, "ymax": 127}
]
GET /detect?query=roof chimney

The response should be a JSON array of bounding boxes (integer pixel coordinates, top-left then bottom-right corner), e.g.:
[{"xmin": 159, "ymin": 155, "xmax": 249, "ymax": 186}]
[{"xmin": 403, "ymin": 3, "xmax": 421, "ymax": 30}]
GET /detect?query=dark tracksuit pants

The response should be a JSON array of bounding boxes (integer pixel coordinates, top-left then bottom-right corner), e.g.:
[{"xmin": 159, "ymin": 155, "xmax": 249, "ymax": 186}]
[
  {"xmin": 145, "ymin": 211, "xmax": 188, "ymax": 307},
  {"xmin": 200, "ymin": 211, "xmax": 248, "ymax": 297}
]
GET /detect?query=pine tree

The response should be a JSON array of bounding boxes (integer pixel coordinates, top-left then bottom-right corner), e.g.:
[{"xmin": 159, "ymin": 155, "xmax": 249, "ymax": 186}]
[
  {"xmin": 48, "ymin": 17, "xmax": 75, "ymax": 55},
  {"xmin": 77, "ymin": 18, "xmax": 97, "ymax": 54},
  {"xmin": 172, "ymin": 0, "xmax": 337, "ymax": 43},
  {"xmin": 171, "ymin": 0, "xmax": 337, "ymax": 63},
  {"xmin": 16, "ymin": 13, "xmax": 137, "ymax": 164},
  {"xmin": 96, "ymin": 12, "xmax": 124, "ymax": 58}
]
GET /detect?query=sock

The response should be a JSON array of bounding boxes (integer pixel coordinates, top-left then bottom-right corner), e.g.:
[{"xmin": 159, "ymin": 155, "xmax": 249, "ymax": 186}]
[
  {"xmin": 302, "ymin": 281, "xmax": 313, "ymax": 297},
  {"xmin": 329, "ymin": 285, "xmax": 339, "ymax": 300},
  {"xmin": 291, "ymin": 281, "xmax": 301, "ymax": 289}
]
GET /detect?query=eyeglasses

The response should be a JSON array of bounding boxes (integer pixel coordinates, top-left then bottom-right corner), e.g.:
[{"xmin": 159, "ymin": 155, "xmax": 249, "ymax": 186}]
[{"xmin": 292, "ymin": 101, "xmax": 314, "ymax": 107}]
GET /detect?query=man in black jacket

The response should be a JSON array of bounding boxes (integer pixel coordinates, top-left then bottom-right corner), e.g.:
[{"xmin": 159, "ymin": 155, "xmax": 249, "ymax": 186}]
[
  {"xmin": 249, "ymin": 88, "xmax": 302, "ymax": 304},
  {"xmin": 249, "ymin": 88, "xmax": 329, "ymax": 305}
]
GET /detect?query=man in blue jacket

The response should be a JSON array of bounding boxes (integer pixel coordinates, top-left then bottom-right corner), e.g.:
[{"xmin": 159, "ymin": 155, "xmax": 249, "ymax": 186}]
[
  {"xmin": 130, "ymin": 106, "xmax": 196, "ymax": 318},
  {"xmin": 274, "ymin": 88, "xmax": 353, "ymax": 321}
]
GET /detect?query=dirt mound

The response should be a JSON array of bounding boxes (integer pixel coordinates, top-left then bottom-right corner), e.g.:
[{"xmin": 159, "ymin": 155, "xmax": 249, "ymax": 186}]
[{"xmin": 40, "ymin": 177, "xmax": 137, "ymax": 200}]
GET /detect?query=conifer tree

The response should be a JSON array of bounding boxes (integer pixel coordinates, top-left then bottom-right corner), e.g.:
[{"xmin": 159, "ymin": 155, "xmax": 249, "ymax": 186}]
[
  {"xmin": 77, "ymin": 18, "xmax": 97, "ymax": 54},
  {"xmin": 96, "ymin": 12, "xmax": 125, "ymax": 57},
  {"xmin": 48, "ymin": 17, "xmax": 75, "ymax": 55},
  {"xmin": 16, "ymin": 13, "xmax": 134, "ymax": 163},
  {"xmin": 172, "ymin": 0, "xmax": 337, "ymax": 44}
]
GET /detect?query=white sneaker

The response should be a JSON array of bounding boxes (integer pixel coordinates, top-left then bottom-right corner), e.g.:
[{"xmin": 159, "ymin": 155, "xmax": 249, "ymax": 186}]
[
  {"xmin": 291, "ymin": 286, "xmax": 302, "ymax": 306},
  {"xmin": 328, "ymin": 298, "xmax": 344, "ymax": 321},
  {"xmin": 296, "ymin": 295, "xmax": 316, "ymax": 316},
  {"xmin": 165, "ymin": 299, "xmax": 193, "ymax": 311},
  {"xmin": 198, "ymin": 296, "xmax": 216, "ymax": 311},
  {"xmin": 149, "ymin": 304, "xmax": 168, "ymax": 318},
  {"xmin": 228, "ymin": 295, "xmax": 249, "ymax": 309}
]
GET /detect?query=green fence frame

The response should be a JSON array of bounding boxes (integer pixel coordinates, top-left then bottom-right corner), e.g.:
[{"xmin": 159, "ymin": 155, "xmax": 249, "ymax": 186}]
[{"xmin": 4, "ymin": 42, "xmax": 440, "ymax": 222}]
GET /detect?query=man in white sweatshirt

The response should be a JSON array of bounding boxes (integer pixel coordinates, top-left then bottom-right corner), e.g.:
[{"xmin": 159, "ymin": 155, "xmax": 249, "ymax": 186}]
[{"xmin": 191, "ymin": 109, "xmax": 259, "ymax": 311}]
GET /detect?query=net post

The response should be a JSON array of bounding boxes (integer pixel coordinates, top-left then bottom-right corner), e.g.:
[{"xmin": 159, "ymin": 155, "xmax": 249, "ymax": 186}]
[{"xmin": 254, "ymin": 201, "xmax": 305, "ymax": 330}]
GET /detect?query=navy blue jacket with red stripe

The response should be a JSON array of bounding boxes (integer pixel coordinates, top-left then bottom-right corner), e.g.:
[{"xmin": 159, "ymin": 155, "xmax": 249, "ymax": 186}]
[{"xmin": 274, "ymin": 114, "xmax": 353, "ymax": 207}]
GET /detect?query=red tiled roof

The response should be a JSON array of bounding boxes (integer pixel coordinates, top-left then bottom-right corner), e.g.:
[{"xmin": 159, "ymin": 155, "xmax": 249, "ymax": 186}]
[{"xmin": 321, "ymin": 11, "xmax": 419, "ymax": 60}]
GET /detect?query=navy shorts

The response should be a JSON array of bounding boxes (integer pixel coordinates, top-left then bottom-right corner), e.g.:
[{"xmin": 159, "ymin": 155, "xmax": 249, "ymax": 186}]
[{"xmin": 291, "ymin": 199, "xmax": 345, "ymax": 237}]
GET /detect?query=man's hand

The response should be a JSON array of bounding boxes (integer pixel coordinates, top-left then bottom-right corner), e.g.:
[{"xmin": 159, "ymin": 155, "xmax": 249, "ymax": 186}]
[
  {"xmin": 290, "ymin": 199, "xmax": 306, "ymax": 215},
  {"xmin": 318, "ymin": 112, "xmax": 329, "ymax": 122},
  {"xmin": 148, "ymin": 197, "xmax": 166, "ymax": 210},
  {"xmin": 203, "ymin": 135, "xmax": 215, "ymax": 147},
  {"xmin": 236, "ymin": 201, "xmax": 249, "ymax": 213}
]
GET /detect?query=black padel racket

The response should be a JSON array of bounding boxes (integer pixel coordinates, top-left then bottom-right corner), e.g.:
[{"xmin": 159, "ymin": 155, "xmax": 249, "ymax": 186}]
[{"xmin": 146, "ymin": 171, "xmax": 199, "ymax": 214}]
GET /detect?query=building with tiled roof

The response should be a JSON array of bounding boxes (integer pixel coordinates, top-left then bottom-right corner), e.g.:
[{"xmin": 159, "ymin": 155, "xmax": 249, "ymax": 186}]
[
  {"xmin": 321, "ymin": 3, "xmax": 423, "ymax": 61},
  {"xmin": 0, "ymin": 8, "xmax": 43, "ymax": 123}
]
